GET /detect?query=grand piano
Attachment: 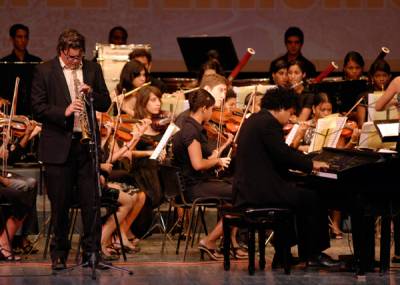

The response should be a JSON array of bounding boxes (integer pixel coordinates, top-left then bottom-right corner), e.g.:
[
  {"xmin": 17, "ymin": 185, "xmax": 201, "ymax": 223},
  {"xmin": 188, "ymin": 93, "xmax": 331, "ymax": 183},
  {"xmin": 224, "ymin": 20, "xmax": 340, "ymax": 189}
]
[{"xmin": 304, "ymin": 147, "xmax": 399, "ymax": 275}]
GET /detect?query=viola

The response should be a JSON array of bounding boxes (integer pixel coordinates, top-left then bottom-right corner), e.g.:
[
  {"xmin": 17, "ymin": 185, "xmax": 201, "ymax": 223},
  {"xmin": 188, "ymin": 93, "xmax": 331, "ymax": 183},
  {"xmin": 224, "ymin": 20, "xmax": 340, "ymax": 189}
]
[{"xmin": 98, "ymin": 113, "xmax": 142, "ymax": 142}]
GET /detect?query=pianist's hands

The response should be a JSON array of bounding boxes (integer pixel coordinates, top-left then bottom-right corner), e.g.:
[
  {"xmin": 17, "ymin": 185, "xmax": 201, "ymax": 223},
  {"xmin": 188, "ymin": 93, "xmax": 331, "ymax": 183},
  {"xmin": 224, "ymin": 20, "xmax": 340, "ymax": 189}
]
[{"xmin": 312, "ymin": 160, "xmax": 329, "ymax": 172}]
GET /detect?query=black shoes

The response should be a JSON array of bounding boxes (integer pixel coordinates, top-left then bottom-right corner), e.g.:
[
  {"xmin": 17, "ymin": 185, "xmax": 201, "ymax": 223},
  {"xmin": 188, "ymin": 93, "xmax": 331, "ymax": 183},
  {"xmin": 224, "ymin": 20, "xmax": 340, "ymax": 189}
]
[
  {"xmin": 308, "ymin": 253, "xmax": 343, "ymax": 268},
  {"xmin": 51, "ymin": 257, "xmax": 67, "ymax": 271}
]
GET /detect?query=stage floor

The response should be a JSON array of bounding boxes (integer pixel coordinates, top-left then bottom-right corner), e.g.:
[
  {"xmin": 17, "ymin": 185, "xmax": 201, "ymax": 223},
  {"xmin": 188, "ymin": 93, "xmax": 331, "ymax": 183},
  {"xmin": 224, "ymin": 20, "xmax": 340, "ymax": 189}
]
[{"xmin": 1, "ymin": 233, "xmax": 400, "ymax": 284}]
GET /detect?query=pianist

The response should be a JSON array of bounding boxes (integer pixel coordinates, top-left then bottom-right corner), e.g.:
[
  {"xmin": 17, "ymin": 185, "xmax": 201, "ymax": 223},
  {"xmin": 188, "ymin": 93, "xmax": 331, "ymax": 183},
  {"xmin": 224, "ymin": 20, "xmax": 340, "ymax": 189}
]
[{"xmin": 233, "ymin": 87, "xmax": 341, "ymax": 268}]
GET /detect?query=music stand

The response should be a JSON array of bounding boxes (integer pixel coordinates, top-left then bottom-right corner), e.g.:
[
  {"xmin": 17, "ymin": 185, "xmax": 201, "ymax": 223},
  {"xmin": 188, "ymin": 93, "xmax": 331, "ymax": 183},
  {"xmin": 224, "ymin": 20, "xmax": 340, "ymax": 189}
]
[
  {"xmin": 177, "ymin": 36, "xmax": 238, "ymax": 73},
  {"xmin": 373, "ymin": 119, "xmax": 400, "ymax": 143},
  {"xmin": 309, "ymin": 79, "xmax": 369, "ymax": 114}
]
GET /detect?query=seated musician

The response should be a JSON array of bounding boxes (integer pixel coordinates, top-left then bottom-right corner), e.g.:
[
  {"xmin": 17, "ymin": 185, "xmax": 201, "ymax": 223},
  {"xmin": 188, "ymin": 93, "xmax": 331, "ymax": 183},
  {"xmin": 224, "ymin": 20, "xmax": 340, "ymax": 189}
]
[
  {"xmin": 291, "ymin": 93, "xmax": 360, "ymax": 153},
  {"xmin": 356, "ymin": 59, "xmax": 392, "ymax": 127},
  {"xmin": 288, "ymin": 60, "xmax": 314, "ymax": 122},
  {"xmin": 1, "ymin": 120, "xmax": 40, "ymax": 255},
  {"xmin": 233, "ymin": 87, "xmax": 342, "ymax": 267},
  {"xmin": 175, "ymin": 73, "xmax": 228, "ymax": 129},
  {"xmin": 244, "ymin": 91, "xmax": 263, "ymax": 115},
  {"xmin": 223, "ymin": 89, "xmax": 237, "ymax": 113},
  {"xmin": 0, "ymin": 123, "xmax": 40, "ymax": 260},
  {"xmin": 269, "ymin": 59, "xmax": 289, "ymax": 88},
  {"xmin": 375, "ymin": 76, "xmax": 400, "ymax": 112},
  {"xmin": 113, "ymin": 59, "xmax": 148, "ymax": 117},
  {"xmin": 129, "ymin": 48, "xmax": 167, "ymax": 93},
  {"xmin": 172, "ymin": 89, "xmax": 247, "ymax": 260},
  {"xmin": 99, "ymin": 120, "xmax": 149, "ymax": 259}
]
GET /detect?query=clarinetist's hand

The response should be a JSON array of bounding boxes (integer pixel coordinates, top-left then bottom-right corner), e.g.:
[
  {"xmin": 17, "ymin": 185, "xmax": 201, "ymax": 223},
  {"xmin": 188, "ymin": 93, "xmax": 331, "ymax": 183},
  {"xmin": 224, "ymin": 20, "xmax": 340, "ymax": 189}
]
[
  {"xmin": 79, "ymin": 83, "xmax": 92, "ymax": 95},
  {"xmin": 65, "ymin": 99, "xmax": 84, "ymax": 117}
]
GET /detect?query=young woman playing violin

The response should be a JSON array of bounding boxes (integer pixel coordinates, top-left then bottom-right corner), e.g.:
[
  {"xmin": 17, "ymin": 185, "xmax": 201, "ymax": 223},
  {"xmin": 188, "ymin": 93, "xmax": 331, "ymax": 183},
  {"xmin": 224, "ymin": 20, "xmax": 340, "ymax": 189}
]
[
  {"xmin": 172, "ymin": 89, "xmax": 246, "ymax": 260},
  {"xmin": 99, "ymin": 120, "xmax": 149, "ymax": 259},
  {"xmin": 291, "ymin": 93, "xmax": 360, "ymax": 152},
  {"xmin": 130, "ymin": 85, "xmax": 168, "ymax": 208}
]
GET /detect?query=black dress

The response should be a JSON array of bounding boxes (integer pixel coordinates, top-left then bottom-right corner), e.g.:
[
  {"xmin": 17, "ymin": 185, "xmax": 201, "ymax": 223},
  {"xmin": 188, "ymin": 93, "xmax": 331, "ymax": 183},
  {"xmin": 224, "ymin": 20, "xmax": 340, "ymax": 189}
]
[{"xmin": 172, "ymin": 116, "xmax": 232, "ymax": 202}]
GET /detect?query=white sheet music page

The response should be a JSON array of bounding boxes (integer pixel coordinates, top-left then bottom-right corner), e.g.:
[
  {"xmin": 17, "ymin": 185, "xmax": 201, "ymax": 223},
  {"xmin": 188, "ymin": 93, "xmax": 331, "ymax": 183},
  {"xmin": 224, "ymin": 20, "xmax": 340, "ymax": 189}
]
[
  {"xmin": 150, "ymin": 123, "xmax": 180, "ymax": 160},
  {"xmin": 285, "ymin": 124, "xmax": 299, "ymax": 145}
]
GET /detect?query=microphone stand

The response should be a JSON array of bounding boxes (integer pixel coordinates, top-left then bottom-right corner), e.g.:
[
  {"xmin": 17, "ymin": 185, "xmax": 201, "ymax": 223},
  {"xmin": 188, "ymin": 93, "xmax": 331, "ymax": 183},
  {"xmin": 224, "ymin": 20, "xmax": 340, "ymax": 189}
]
[
  {"xmin": 85, "ymin": 92, "xmax": 134, "ymax": 279},
  {"xmin": 53, "ymin": 92, "xmax": 133, "ymax": 280}
]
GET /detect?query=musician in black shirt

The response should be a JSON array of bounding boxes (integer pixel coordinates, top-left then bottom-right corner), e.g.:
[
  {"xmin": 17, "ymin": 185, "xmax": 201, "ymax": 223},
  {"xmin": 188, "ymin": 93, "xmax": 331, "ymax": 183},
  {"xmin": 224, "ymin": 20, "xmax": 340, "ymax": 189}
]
[{"xmin": 233, "ymin": 87, "xmax": 341, "ymax": 267}]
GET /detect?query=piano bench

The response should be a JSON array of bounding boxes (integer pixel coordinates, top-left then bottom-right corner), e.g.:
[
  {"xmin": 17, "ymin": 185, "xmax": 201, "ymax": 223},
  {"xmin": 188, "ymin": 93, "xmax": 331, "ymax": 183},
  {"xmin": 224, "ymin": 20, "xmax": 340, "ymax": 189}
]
[{"xmin": 222, "ymin": 208, "xmax": 293, "ymax": 275}]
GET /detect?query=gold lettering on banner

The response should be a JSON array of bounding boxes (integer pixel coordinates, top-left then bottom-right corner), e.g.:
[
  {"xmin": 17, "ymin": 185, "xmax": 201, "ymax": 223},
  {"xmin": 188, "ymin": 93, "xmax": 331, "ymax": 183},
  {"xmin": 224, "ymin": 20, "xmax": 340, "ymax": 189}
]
[
  {"xmin": 81, "ymin": 0, "xmax": 108, "ymax": 8},
  {"xmin": 284, "ymin": 0, "xmax": 314, "ymax": 9},
  {"xmin": 11, "ymin": 0, "xmax": 29, "ymax": 6},
  {"xmin": 164, "ymin": 0, "xmax": 191, "ymax": 8},
  {"xmin": 47, "ymin": 0, "xmax": 76, "ymax": 7},
  {"xmin": 216, "ymin": 0, "xmax": 233, "ymax": 8},
  {"xmin": 131, "ymin": 0, "xmax": 149, "ymax": 8}
]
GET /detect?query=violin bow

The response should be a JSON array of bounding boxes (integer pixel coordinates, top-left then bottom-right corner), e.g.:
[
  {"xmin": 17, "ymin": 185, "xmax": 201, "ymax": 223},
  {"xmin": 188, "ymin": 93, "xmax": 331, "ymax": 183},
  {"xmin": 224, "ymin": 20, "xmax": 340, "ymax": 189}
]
[
  {"xmin": 107, "ymin": 88, "xmax": 126, "ymax": 163},
  {"xmin": 226, "ymin": 86, "xmax": 257, "ymax": 157},
  {"xmin": 2, "ymin": 77, "xmax": 20, "ymax": 176}
]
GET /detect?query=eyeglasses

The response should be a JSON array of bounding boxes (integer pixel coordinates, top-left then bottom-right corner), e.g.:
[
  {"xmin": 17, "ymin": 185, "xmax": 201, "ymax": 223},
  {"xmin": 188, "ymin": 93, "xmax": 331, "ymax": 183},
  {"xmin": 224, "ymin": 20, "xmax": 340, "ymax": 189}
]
[{"xmin": 63, "ymin": 51, "xmax": 83, "ymax": 61}]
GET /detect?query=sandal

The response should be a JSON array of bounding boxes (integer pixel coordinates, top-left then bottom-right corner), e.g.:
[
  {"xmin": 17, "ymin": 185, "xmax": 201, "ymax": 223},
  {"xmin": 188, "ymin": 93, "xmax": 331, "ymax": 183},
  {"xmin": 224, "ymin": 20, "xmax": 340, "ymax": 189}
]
[
  {"xmin": 0, "ymin": 247, "xmax": 21, "ymax": 261},
  {"xmin": 230, "ymin": 247, "xmax": 248, "ymax": 259},
  {"xmin": 198, "ymin": 241, "xmax": 223, "ymax": 261}
]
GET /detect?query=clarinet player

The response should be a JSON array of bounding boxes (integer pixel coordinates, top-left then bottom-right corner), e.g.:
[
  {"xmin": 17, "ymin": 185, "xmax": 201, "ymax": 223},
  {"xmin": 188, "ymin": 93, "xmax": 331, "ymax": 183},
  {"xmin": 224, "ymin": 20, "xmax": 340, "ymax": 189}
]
[{"xmin": 31, "ymin": 29, "xmax": 111, "ymax": 271}]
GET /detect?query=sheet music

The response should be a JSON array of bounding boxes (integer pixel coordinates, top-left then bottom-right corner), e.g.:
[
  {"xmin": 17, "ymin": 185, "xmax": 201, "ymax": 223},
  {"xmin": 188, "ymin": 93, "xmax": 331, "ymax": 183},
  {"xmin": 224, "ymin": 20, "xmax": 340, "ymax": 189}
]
[
  {"xmin": 308, "ymin": 114, "xmax": 347, "ymax": 152},
  {"xmin": 285, "ymin": 124, "xmax": 299, "ymax": 146},
  {"xmin": 150, "ymin": 123, "xmax": 180, "ymax": 160}
]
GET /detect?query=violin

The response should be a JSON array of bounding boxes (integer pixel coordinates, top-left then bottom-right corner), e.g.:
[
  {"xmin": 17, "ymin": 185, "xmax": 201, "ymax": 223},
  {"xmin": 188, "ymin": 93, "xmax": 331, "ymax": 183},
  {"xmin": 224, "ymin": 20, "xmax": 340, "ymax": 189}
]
[
  {"xmin": 150, "ymin": 111, "xmax": 171, "ymax": 133},
  {"xmin": 0, "ymin": 114, "xmax": 39, "ymax": 138},
  {"xmin": 210, "ymin": 107, "xmax": 243, "ymax": 133},
  {"xmin": 203, "ymin": 122, "xmax": 229, "ymax": 145},
  {"xmin": 340, "ymin": 120, "xmax": 357, "ymax": 138},
  {"xmin": 98, "ymin": 113, "xmax": 142, "ymax": 142}
]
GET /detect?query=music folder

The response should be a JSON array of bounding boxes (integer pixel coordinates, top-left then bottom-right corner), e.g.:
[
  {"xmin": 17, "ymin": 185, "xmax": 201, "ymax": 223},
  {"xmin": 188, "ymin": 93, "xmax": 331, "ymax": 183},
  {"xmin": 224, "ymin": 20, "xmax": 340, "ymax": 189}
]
[
  {"xmin": 177, "ymin": 36, "xmax": 238, "ymax": 73},
  {"xmin": 373, "ymin": 119, "xmax": 400, "ymax": 142}
]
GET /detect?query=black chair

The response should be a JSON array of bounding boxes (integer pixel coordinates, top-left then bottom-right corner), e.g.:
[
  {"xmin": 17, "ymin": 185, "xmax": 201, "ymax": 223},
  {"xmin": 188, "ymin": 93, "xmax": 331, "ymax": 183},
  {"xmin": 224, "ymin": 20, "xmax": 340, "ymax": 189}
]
[
  {"xmin": 159, "ymin": 164, "xmax": 222, "ymax": 261},
  {"xmin": 223, "ymin": 208, "xmax": 293, "ymax": 275}
]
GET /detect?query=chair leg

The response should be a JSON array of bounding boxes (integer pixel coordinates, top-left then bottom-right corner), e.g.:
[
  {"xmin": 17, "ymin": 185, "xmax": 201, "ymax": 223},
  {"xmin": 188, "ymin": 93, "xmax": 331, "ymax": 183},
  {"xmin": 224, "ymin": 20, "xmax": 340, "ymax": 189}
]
[
  {"xmin": 183, "ymin": 206, "xmax": 197, "ymax": 261},
  {"xmin": 113, "ymin": 211, "xmax": 127, "ymax": 261},
  {"xmin": 176, "ymin": 208, "xmax": 186, "ymax": 255},
  {"xmin": 223, "ymin": 216, "xmax": 231, "ymax": 271},
  {"xmin": 200, "ymin": 206, "xmax": 209, "ymax": 236},
  {"xmin": 248, "ymin": 227, "xmax": 256, "ymax": 275},
  {"xmin": 161, "ymin": 202, "xmax": 173, "ymax": 254},
  {"xmin": 258, "ymin": 229, "xmax": 266, "ymax": 270},
  {"xmin": 191, "ymin": 207, "xmax": 201, "ymax": 248}
]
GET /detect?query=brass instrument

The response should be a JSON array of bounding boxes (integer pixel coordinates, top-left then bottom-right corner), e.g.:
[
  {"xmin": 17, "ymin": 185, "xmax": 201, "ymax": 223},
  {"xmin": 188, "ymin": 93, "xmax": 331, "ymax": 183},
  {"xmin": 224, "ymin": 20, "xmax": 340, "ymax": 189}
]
[{"xmin": 74, "ymin": 78, "xmax": 92, "ymax": 144}]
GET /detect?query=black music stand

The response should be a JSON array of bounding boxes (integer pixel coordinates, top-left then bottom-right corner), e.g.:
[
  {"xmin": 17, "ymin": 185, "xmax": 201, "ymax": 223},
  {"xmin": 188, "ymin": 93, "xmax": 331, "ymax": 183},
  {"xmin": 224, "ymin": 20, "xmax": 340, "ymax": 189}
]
[
  {"xmin": 177, "ymin": 36, "xmax": 238, "ymax": 73},
  {"xmin": 373, "ymin": 119, "xmax": 400, "ymax": 143},
  {"xmin": 309, "ymin": 79, "xmax": 369, "ymax": 114}
]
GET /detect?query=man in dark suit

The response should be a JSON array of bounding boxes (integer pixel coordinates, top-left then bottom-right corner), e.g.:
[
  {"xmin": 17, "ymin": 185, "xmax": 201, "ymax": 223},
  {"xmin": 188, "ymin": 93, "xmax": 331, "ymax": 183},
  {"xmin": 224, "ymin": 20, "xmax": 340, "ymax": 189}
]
[
  {"xmin": 233, "ymin": 87, "xmax": 340, "ymax": 267},
  {"xmin": 31, "ymin": 29, "xmax": 111, "ymax": 270}
]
